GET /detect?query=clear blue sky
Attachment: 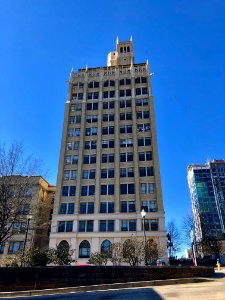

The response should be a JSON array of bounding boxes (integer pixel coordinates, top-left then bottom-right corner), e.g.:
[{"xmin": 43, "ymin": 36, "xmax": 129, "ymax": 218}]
[{"xmin": 1, "ymin": 0, "xmax": 225, "ymax": 246}]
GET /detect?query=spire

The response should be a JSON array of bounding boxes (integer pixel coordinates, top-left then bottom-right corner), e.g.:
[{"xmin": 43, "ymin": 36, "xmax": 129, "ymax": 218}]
[
  {"xmin": 116, "ymin": 36, "xmax": 119, "ymax": 45},
  {"xmin": 85, "ymin": 65, "xmax": 88, "ymax": 71},
  {"xmin": 130, "ymin": 35, "xmax": 133, "ymax": 42}
]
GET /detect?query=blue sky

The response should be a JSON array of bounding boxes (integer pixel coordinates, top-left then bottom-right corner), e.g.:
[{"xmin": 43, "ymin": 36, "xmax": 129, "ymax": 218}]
[{"xmin": 1, "ymin": 0, "xmax": 225, "ymax": 248}]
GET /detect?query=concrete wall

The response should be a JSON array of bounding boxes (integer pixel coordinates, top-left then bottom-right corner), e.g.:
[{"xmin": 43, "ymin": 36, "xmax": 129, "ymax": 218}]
[{"xmin": 0, "ymin": 266, "xmax": 214, "ymax": 292}]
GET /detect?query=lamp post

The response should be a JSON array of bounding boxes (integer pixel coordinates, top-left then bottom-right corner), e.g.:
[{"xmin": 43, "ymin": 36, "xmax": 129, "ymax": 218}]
[
  {"xmin": 190, "ymin": 229, "xmax": 197, "ymax": 267},
  {"xmin": 141, "ymin": 209, "xmax": 147, "ymax": 266}
]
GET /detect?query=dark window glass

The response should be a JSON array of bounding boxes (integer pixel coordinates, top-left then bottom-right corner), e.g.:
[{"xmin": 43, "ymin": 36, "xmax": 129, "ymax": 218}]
[
  {"xmin": 62, "ymin": 186, "xmax": 68, "ymax": 197},
  {"xmin": 68, "ymin": 203, "xmax": 74, "ymax": 214},
  {"xmin": 108, "ymin": 185, "xmax": 114, "ymax": 195},
  {"xmin": 79, "ymin": 240, "xmax": 90, "ymax": 258},
  {"xmin": 100, "ymin": 220, "xmax": 106, "ymax": 232},
  {"xmin": 66, "ymin": 221, "xmax": 73, "ymax": 232},
  {"xmin": 87, "ymin": 220, "xmax": 93, "ymax": 232},
  {"xmin": 121, "ymin": 201, "xmax": 127, "ymax": 212},
  {"xmin": 80, "ymin": 203, "xmax": 86, "ymax": 214},
  {"xmin": 108, "ymin": 202, "xmax": 114, "ymax": 213},
  {"xmin": 59, "ymin": 203, "xmax": 67, "ymax": 214},
  {"xmin": 69, "ymin": 186, "xmax": 76, "ymax": 196},
  {"xmin": 100, "ymin": 202, "xmax": 107, "ymax": 213},
  {"xmin": 81, "ymin": 186, "xmax": 88, "ymax": 196},
  {"xmin": 87, "ymin": 202, "xmax": 94, "ymax": 214}
]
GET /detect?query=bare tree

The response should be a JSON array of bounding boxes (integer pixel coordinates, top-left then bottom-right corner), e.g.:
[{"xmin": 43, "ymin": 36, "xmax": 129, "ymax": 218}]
[
  {"xmin": 0, "ymin": 142, "xmax": 41, "ymax": 244},
  {"xmin": 145, "ymin": 239, "xmax": 165, "ymax": 264},
  {"xmin": 110, "ymin": 242, "xmax": 123, "ymax": 266},
  {"xmin": 167, "ymin": 220, "xmax": 182, "ymax": 257},
  {"xmin": 182, "ymin": 212, "xmax": 195, "ymax": 247},
  {"xmin": 122, "ymin": 236, "xmax": 144, "ymax": 266}
]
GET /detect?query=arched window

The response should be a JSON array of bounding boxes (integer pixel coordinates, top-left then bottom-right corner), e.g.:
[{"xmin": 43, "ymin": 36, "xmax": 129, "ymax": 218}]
[
  {"xmin": 101, "ymin": 239, "xmax": 111, "ymax": 254},
  {"xmin": 58, "ymin": 240, "xmax": 69, "ymax": 251},
  {"xmin": 120, "ymin": 47, "xmax": 123, "ymax": 53},
  {"xmin": 79, "ymin": 240, "xmax": 90, "ymax": 258},
  {"xmin": 127, "ymin": 46, "xmax": 130, "ymax": 52}
]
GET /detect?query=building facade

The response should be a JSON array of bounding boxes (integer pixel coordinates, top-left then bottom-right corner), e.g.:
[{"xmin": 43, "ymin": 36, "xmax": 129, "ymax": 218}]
[
  {"xmin": 49, "ymin": 37, "xmax": 167, "ymax": 263},
  {"xmin": 187, "ymin": 160, "xmax": 225, "ymax": 241},
  {"xmin": 0, "ymin": 176, "xmax": 55, "ymax": 264}
]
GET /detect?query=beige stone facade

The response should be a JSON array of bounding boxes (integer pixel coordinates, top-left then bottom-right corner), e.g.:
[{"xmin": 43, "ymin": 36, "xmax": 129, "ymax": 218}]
[
  {"xmin": 49, "ymin": 38, "xmax": 167, "ymax": 263},
  {"xmin": 0, "ymin": 176, "xmax": 55, "ymax": 263}
]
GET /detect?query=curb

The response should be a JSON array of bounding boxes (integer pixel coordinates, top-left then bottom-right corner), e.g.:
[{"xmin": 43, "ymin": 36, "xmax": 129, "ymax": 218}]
[{"xmin": 0, "ymin": 277, "xmax": 214, "ymax": 298}]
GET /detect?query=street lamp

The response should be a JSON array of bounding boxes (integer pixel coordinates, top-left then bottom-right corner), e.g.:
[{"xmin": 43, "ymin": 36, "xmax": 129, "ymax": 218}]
[
  {"xmin": 141, "ymin": 209, "xmax": 147, "ymax": 266},
  {"xmin": 190, "ymin": 229, "xmax": 197, "ymax": 267}
]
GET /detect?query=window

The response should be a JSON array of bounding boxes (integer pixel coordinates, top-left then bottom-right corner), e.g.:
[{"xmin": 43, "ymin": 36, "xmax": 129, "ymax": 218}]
[
  {"xmin": 88, "ymin": 81, "xmax": 99, "ymax": 88},
  {"xmin": 121, "ymin": 220, "xmax": 136, "ymax": 231},
  {"xmin": 102, "ymin": 153, "xmax": 114, "ymax": 163},
  {"xmin": 103, "ymin": 91, "xmax": 115, "ymax": 98},
  {"xmin": 120, "ymin": 167, "xmax": 134, "ymax": 178},
  {"xmin": 73, "ymin": 81, "xmax": 84, "ymax": 88},
  {"xmin": 143, "ymin": 219, "xmax": 159, "ymax": 231},
  {"xmin": 120, "ymin": 139, "xmax": 133, "ymax": 147},
  {"xmin": 82, "ymin": 169, "xmax": 96, "ymax": 179},
  {"xmin": 87, "ymin": 103, "xmax": 98, "ymax": 110},
  {"xmin": 141, "ymin": 200, "xmax": 157, "ymax": 212},
  {"xmin": 99, "ymin": 220, "xmax": 114, "ymax": 232},
  {"xmin": 71, "ymin": 104, "xmax": 82, "ymax": 111},
  {"xmin": 120, "ymin": 89, "xmax": 131, "ymax": 97},
  {"xmin": 79, "ymin": 240, "xmax": 90, "ymax": 258},
  {"xmin": 69, "ymin": 115, "xmax": 81, "ymax": 124},
  {"xmin": 120, "ymin": 201, "xmax": 136, "ymax": 213},
  {"xmin": 12, "ymin": 222, "xmax": 26, "ymax": 233},
  {"xmin": 120, "ymin": 100, "xmax": 132, "ymax": 108},
  {"xmin": 135, "ymin": 77, "xmax": 147, "ymax": 84},
  {"xmin": 137, "ymin": 123, "xmax": 150, "ymax": 132},
  {"xmin": 136, "ymin": 99, "xmax": 148, "ymax": 106},
  {"xmin": 120, "ymin": 152, "xmax": 133, "ymax": 162},
  {"xmin": 84, "ymin": 140, "xmax": 97, "ymax": 150},
  {"xmin": 102, "ymin": 140, "xmax": 114, "ymax": 148},
  {"xmin": 66, "ymin": 141, "xmax": 79, "ymax": 150},
  {"xmin": 62, "ymin": 186, "xmax": 76, "ymax": 197},
  {"xmin": 120, "ymin": 112, "xmax": 132, "ymax": 120},
  {"xmin": 136, "ymin": 111, "xmax": 149, "ymax": 119},
  {"xmin": 141, "ymin": 183, "xmax": 155, "ymax": 194},
  {"xmin": 63, "ymin": 170, "xmax": 77, "ymax": 180},
  {"xmin": 120, "ymin": 183, "xmax": 135, "ymax": 194},
  {"xmin": 103, "ymin": 101, "xmax": 114, "ymax": 109},
  {"xmin": 71, "ymin": 93, "xmax": 83, "ymax": 101},
  {"xmin": 101, "ymin": 184, "xmax": 114, "ymax": 195},
  {"xmin": 101, "ymin": 240, "xmax": 111, "ymax": 254},
  {"xmin": 139, "ymin": 151, "xmax": 152, "ymax": 161},
  {"xmin": 58, "ymin": 221, "xmax": 73, "ymax": 232},
  {"xmin": 87, "ymin": 92, "xmax": 99, "ymax": 100},
  {"xmin": 65, "ymin": 155, "xmax": 78, "ymax": 165},
  {"xmin": 59, "ymin": 203, "xmax": 74, "ymax": 214},
  {"xmin": 102, "ymin": 126, "xmax": 114, "ymax": 135},
  {"xmin": 80, "ymin": 202, "xmax": 94, "ymax": 214},
  {"xmin": 120, "ymin": 125, "xmax": 132, "ymax": 134},
  {"xmin": 101, "ymin": 168, "xmax": 114, "ymax": 178},
  {"xmin": 104, "ymin": 80, "xmax": 115, "ymax": 87},
  {"xmin": 67, "ymin": 128, "xmax": 80, "ymax": 137},
  {"xmin": 81, "ymin": 185, "xmax": 95, "ymax": 196},
  {"xmin": 103, "ymin": 114, "xmax": 114, "ymax": 122},
  {"xmin": 136, "ymin": 87, "xmax": 148, "ymax": 96},
  {"xmin": 120, "ymin": 78, "xmax": 131, "ymax": 85},
  {"xmin": 79, "ymin": 221, "xmax": 93, "ymax": 232},
  {"xmin": 86, "ymin": 115, "xmax": 98, "ymax": 123},
  {"xmin": 8, "ymin": 242, "xmax": 23, "ymax": 254},
  {"xmin": 0, "ymin": 243, "xmax": 5, "ymax": 254},
  {"xmin": 85, "ymin": 127, "xmax": 97, "ymax": 136},
  {"xmin": 139, "ymin": 167, "xmax": 154, "ymax": 177},
  {"xmin": 138, "ymin": 137, "xmax": 151, "ymax": 146},
  {"xmin": 100, "ymin": 202, "xmax": 114, "ymax": 213}
]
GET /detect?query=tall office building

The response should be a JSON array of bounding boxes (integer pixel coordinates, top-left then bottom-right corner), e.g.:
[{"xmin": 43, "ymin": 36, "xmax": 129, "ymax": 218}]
[
  {"xmin": 49, "ymin": 37, "xmax": 167, "ymax": 263},
  {"xmin": 187, "ymin": 160, "xmax": 225, "ymax": 241}
]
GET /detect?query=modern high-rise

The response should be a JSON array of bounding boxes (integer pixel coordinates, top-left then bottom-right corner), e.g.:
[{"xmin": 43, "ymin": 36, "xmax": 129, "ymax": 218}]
[
  {"xmin": 187, "ymin": 160, "xmax": 225, "ymax": 241},
  {"xmin": 49, "ymin": 37, "xmax": 167, "ymax": 263}
]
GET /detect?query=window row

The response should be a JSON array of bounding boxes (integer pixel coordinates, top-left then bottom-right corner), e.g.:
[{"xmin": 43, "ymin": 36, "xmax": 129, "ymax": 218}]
[
  {"xmin": 65, "ymin": 148, "xmax": 151, "ymax": 166},
  {"xmin": 71, "ymin": 88, "xmax": 148, "ymax": 102},
  {"xmin": 57, "ymin": 218, "xmax": 158, "ymax": 233},
  {"xmin": 58, "ymin": 200, "xmax": 157, "ymax": 215}
]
